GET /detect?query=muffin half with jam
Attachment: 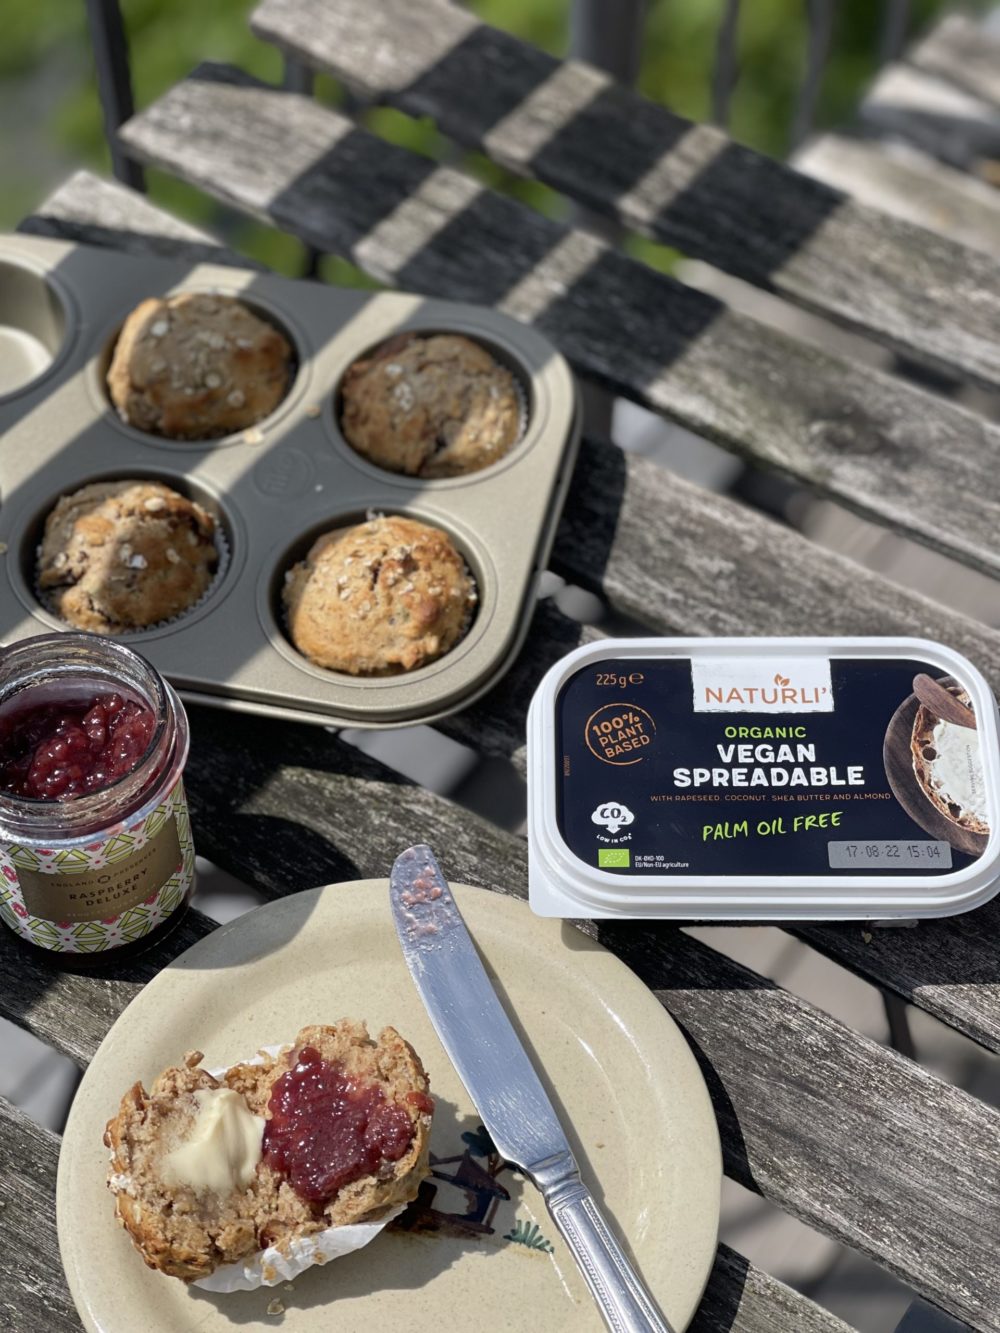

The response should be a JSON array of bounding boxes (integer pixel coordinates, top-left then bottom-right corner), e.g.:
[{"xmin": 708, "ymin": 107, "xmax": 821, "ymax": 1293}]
[{"xmin": 104, "ymin": 1020, "xmax": 434, "ymax": 1287}]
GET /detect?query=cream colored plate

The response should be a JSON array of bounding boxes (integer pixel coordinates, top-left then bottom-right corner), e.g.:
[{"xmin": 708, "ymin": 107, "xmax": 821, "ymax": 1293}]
[{"xmin": 58, "ymin": 881, "xmax": 722, "ymax": 1331}]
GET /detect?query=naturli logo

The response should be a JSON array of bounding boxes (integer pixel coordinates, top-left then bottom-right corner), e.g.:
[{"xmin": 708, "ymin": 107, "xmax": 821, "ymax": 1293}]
[{"xmin": 691, "ymin": 657, "xmax": 834, "ymax": 713}]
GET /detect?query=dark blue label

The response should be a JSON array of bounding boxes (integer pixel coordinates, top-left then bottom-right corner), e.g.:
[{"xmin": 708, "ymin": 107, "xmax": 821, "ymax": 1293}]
[{"xmin": 555, "ymin": 657, "xmax": 988, "ymax": 877}]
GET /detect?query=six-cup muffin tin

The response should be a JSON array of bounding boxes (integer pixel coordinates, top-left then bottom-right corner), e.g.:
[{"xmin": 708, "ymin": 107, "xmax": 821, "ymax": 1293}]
[{"xmin": 0, "ymin": 235, "xmax": 580, "ymax": 727}]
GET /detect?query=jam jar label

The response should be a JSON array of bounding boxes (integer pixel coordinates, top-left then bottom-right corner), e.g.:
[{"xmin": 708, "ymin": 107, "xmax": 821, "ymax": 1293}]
[{"xmin": 0, "ymin": 777, "xmax": 194, "ymax": 952}]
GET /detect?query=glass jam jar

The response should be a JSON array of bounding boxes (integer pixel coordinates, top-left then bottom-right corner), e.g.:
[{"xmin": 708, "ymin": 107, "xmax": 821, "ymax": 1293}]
[{"xmin": 0, "ymin": 633, "xmax": 194, "ymax": 960}]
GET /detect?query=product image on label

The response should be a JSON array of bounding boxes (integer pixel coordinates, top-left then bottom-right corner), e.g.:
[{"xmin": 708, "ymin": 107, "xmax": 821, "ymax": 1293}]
[{"xmin": 555, "ymin": 656, "xmax": 992, "ymax": 877}]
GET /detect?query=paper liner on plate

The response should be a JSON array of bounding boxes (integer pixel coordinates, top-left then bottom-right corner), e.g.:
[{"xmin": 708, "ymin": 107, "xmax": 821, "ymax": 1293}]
[{"xmin": 192, "ymin": 1204, "xmax": 406, "ymax": 1292}]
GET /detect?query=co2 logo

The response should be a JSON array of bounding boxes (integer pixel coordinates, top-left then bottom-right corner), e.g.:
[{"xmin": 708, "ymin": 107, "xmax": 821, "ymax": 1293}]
[{"xmin": 591, "ymin": 802, "xmax": 635, "ymax": 835}]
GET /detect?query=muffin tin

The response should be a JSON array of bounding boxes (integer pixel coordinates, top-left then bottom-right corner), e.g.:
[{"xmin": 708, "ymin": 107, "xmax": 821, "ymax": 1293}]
[{"xmin": 0, "ymin": 235, "xmax": 580, "ymax": 727}]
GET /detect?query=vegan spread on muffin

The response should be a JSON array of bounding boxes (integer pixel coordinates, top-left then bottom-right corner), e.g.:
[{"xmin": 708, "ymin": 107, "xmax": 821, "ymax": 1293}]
[
  {"xmin": 37, "ymin": 480, "xmax": 219, "ymax": 634},
  {"xmin": 340, "ymin": 332, "xmax": 523, "ymax": 478},
  {"xmin": 107, "ymin": 292, "xmax": 293, "ymax": 440},
  {"xmin": 282, "ymin": 514, "xmax": 476, "ymax": 674},
  {"xmin": 104, "ymin": 1020, "xmax": 434, "ymax": 1284}
]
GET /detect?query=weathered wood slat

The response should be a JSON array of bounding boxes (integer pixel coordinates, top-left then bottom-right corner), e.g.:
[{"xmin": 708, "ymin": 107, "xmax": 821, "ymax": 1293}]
[
  {"xmin": 911, "ymin": 14, "xmax": 1000, "ymax": 111},
  {"xmin": 17, "ymin": 168, "xmax": 255, "ymax": 268},
  {"xmin": 0, "ymin": 909, "xmax": 214, "ymax": 1070},
  {"xmin": 794, "ymin": 134, "xmax": 1000, "ymax": 257},
  {"xmin": 0, "ymin": 1097, "xmax": 79, "ymax": 1331},
  {"xmin": 688, "ymin": 1247, "xmax": 857, "ymax": 1333},
  {"xmin": 860, "ymin": 64, "xmax": 1000, "ymax": 177},
  {"xmin": 24, "ymin": 171, "xmax": 1000, "ymax": 1063},
  {"xmin": 250, "ymin": 0, "xmax": 1000, "ymax": 393},
  {"xmin": 116, "ymin": 66, "xmax": 1000, "ymax": 579}
]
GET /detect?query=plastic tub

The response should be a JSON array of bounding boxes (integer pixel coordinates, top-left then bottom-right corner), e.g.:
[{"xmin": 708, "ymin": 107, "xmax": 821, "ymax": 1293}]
[{"xmin": 527, "ymin": 637, "xmax": 1000, "ymax": 920}]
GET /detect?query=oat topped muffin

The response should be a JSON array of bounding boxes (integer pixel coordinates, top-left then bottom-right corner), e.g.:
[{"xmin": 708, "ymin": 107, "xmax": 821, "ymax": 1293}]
[
  {"xmin": 282, "ymin": 515, "xmax": 476, "ymax": 674},
  {"xmin": 340, "ymin": 333, "xmax": 522, "ymax": 478},
  {"xmin": 107, "ymin": 293, "xmax": 293, "ymax": 440},
  {"xmin": 38, "ymin": 480, "xmax": 219, "ymax": 634}
]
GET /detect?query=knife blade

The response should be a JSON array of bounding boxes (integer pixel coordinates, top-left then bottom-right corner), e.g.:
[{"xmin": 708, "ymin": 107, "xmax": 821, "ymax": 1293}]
[{"xmin": 390, "ymin": 844, "xmax": 674, "ymax": 1333}]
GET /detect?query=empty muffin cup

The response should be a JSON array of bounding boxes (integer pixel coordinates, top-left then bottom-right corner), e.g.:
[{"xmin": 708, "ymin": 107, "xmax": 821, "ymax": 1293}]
[{"xmin": 0, "ymin": 260, "xmax": 68, "ymax": 397}]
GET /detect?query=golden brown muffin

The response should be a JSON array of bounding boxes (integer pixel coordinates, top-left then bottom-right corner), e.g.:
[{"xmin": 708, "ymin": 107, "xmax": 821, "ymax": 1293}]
[
  {"xmin": 107, "ymin": 292, "xmax": 293, "ymax": 440},
  {"xmin": 282, "ymin": 515, "xmax": 476, "ymax": 674},
  {"xmin": 340, "ymin": 333, "xmax": 522, "ymax": 478},
  {"xmin": 105, "ymin": 1021, "xmax": 434, "ymax": 1282},
  {"xmin": 37, "ymin": 480, "xmax": 219, "ymax": 633}
]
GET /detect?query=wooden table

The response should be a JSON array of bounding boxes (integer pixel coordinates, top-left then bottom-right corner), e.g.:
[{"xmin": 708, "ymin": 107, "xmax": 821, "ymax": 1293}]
[{"xmin": 5, "ymin": 7, "xmax": 1000, "ymax": 1331}]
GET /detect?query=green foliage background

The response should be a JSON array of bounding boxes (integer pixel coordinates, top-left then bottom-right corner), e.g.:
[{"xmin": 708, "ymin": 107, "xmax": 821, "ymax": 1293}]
[{"xmin": 1, "ymin": 0, "xmax": 989, "ymax": 278}]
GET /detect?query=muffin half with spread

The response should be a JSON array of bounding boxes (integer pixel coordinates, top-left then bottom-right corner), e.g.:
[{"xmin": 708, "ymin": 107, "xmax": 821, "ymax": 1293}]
[
  {"xmin": 107, "ymin": 293, "xmax": 293, "ymax": 440},
  {"xmin": 105, "ymin": 1020, "xmax": 434, "ymax": 1288},
  {"xmin": 37, "ymin": 480, "xmax": 220, "ymax": 634},
  {"xmin": 340, "ymin": 333, "xmax": 523, "ymax": 478},
  {"xmin": 282, "ymin": 514, "xmax": 476, "ymax": 674}
]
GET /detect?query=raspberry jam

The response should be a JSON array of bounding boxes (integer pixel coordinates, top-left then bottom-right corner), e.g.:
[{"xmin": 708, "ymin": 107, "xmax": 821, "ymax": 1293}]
[
  {"xmin": 0, "ymin": 687, "xmax": 156, "ymax": 801},
  {"xmin": 262, "ymin": 1046, "xmax": 414, "ymax": 1203}
]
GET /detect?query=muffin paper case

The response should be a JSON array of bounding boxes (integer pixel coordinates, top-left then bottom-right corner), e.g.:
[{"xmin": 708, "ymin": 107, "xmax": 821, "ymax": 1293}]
[
  {"xmin": 192, "ymin": 1207, "xmax": 406, "ymax": 1292},
  {"xmin": 34, "ymin": 485, "xmax": 231, "ymax": 637}
]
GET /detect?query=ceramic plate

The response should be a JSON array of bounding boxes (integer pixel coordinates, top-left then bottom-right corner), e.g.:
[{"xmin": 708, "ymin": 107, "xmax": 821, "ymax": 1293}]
[{"xmin": 58, "ymin": 881, "xmax": 722, "ymax": 1331}]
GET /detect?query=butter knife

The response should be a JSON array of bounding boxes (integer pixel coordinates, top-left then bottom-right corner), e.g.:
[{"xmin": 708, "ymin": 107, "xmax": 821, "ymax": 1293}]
[{"xmin": 390, "ymin": 845, "xmax": 674, "ymax": 1333}]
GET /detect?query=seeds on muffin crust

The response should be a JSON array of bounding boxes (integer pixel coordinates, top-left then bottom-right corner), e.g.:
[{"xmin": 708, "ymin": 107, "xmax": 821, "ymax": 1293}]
[
  {"xmin": 340, "ymin": 333, "xmax": 523, "ymax": 479},
  {"xmin": 282, "ymin": 515, "xmax": 476, "ymax": 674},
  {"xmin": 107, "ymin": 293, "xmax": 293, "ymax": 441},
  {"xmin": 37, "ymin": 480, "xmax": 219, "ymax": 634}
]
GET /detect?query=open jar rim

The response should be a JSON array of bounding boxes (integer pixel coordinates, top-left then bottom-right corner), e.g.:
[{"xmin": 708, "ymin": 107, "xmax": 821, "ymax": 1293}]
[{"xmin": 0, "ymin": 632, "xmax": 180, "ymax": 839}]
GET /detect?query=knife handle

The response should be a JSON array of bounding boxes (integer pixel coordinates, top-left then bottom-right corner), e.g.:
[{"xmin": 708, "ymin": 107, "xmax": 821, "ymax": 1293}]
[{"xmin": 546, "ymin": 1180, "xmax": 675, "ymax": 1333}]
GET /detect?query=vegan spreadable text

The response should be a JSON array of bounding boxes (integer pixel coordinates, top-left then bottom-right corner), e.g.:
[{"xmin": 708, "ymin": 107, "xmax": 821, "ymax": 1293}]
[{"xmin": 555, "ymin": 657, "xmax": 985, "ymax": 877}]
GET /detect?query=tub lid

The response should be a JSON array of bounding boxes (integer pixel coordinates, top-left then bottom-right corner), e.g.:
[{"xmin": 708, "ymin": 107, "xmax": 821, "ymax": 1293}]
[{"xmin": 527, "ymin": 637, "xmax": 1000, "ymax": 920}]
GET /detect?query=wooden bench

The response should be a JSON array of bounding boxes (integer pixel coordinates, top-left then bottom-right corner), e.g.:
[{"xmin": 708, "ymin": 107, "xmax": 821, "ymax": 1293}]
[{"xmin": 6, "ymin": 7, "xmax": 1000, "ymax": 1331}]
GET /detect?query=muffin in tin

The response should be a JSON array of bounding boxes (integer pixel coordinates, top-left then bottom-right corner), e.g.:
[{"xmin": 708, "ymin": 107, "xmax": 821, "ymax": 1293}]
[
  {"xmin": 37, "ymin": 480, "xmax": 219, "ymax": 634},
  {"xmin": 340, "ymin": 333, "xmax": 523, "ymax": 479},
  {"xmin": 107, "ymin": 293, "xmax": 293, "ymax": 440},
  {"xmin": 282, "ymin": 515, "xmax": 476, "ymax": 674}
]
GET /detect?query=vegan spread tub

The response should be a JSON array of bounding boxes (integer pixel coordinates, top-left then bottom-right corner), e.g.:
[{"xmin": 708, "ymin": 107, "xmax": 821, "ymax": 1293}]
[{"xmin": 527, "ymin": 638, "xmax": 1000, "ymax": 919}]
